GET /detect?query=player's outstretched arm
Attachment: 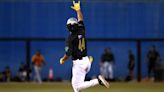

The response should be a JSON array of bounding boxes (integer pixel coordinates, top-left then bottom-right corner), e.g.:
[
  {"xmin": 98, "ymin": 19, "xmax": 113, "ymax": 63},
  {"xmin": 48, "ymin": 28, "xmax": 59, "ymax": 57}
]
[{"xmin": 71, "ymin": 0, "xmax": 83, "ymax": 21}]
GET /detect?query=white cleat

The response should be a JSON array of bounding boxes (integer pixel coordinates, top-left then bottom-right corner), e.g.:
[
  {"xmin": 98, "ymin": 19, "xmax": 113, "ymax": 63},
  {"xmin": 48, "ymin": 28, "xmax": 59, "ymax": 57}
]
[{"xmin": 98, "ymin": 75, "xmax": 110, "ymax": 88}]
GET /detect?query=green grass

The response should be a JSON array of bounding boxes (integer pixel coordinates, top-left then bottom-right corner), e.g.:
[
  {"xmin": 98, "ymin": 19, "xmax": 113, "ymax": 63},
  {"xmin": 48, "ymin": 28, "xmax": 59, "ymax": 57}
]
[{"xmin": 0, "ymin": 82, "xmax": 164, "ymax": 92}]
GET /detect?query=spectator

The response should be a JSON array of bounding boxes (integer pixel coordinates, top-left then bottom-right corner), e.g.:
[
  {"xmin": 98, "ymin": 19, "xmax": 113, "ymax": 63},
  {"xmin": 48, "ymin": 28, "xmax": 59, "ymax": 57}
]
[
  {"xmin": 3, "ymin": 66, "xmax": 11, "ymax": 82},
  {"xmin": 126, "ymin": 49, "xmax": 135, "ymax": 81},
  {"xmin": 0, "ymin": 72, "xmax": 4, "ymax": 82},
  {"xmin": 32, "ymin": 51, "xmax": 45, "ymax": 84},
  {"xmin": 100, "ymin": 48, "xmax": 115, "ymax": 80},
  {"xmin": 146, "ymin": 45, "xmax": 160, "ymax": 80},
  {"xmin": 18, "ymin": 62, "xmax": 28, "ymax": 81}
]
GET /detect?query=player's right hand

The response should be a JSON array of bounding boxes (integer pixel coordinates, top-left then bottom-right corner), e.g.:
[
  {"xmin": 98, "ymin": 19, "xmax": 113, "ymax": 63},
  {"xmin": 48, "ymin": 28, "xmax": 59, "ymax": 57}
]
[
  {"xmin": 89, "ymin": 56, "xmax": 93, "ymax": 64},
  {"xmin": 60, "ymin": 58, "xmax": 65, "ymax": 64},
  {"xmin": 71, "ymin": 0, "xmax": 81, "ymax": 11}
]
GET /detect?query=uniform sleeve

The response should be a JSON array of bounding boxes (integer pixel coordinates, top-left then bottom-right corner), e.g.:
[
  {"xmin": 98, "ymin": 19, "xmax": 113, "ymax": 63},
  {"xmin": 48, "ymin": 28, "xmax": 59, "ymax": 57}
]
[
  {"xmin": 32, "ymin": 55, "xmax": 35, "ymax": 62},
  {"xmin": 65, "ymin": 36, "xmax": 72, "ymax": 56},
  {"xmin": 78, "ymin": 21, "xmax": 85, "ymax": 31}
]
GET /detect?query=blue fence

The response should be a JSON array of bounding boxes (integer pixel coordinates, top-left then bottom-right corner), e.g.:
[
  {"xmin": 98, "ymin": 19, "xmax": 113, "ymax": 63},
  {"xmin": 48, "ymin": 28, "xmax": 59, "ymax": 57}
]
[{"xmin": 0, "ymin": 1, "xmax": 164, "ymax": 80}]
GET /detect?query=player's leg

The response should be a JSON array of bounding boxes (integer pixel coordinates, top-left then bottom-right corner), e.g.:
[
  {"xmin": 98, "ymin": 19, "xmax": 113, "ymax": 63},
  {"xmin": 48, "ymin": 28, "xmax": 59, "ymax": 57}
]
[
  {"xmin": 148, "ymin": 63, "xmax": 152, "ymax": 79},
  {"xmin": 34, "ymin": 65, "xmax": 38, "ymax": 82},
  {"xmin": 108, "ymin": 62, "xmax": 113, "ymax": 80},
  {"xmin": 34, "ymin": 66, "xmax": 42, "ymax": 83},
  {"xmin": 79, "ymin": 57, "xmax": 109, "ymax": 89},
  {"xmin": 129, "ymin": 69, "xmax": 133, "ymax": 80},
  {"xmin": 72, "ymin": 60, "xmax": 86, "ymax": 92},
  {"xmin": 76, "ymin": 79, "xmax": 99, "ymax": 90},
  {"xmin": 72, "ymin": 57, "xmax": 109, "ymax": 92},
  {"xmin": 72, "ymin": 58, "xmax": 83, "ymax": 92},
  {"xmin": 100, "ymin": 63, "xmax": 107, "ymax": 79},
  {"xmin": 37, "ymin": 67, "xmax": 42, "ymax": 83},
  {"xmin": 103, "ymin": 62, "xmax": 108, "ymax": 79},
  {"xmin": 72, "ymin": 57, "xmax": 99, "ymax": 92}
]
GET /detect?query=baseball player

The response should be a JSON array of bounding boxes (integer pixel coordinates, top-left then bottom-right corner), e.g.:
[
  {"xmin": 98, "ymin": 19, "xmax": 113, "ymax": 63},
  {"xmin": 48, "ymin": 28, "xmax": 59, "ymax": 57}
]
[
  {"xmin": 60, "ymin": 1, "xmax": 109, "ymax": 92},
  {"xmin": 32, "ymin": 51, "xmax": 45, "ymax": 84}
]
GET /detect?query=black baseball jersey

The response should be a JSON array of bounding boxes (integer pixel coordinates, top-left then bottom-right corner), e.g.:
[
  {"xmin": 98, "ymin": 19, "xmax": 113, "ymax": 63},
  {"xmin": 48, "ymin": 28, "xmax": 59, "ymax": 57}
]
[
  {"xmin": 65, "ymin": 21, "xmax": 87, "ymax": 60},
  {"xmin": 147, "ymin": 50, "xmax": 159, "ymax": 63},
  {"xmin": 101, "ymin": 53, "xmax": 115, "ymax": 63}
]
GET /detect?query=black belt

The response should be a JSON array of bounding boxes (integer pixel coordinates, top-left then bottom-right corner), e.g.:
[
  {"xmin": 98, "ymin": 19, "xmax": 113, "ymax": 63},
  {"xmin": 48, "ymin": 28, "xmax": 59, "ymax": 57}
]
[
  {"xmin": 72, "ymin": 57, "xmax": 82, "ymax": 60},
  {"xmin": 72, "ymin": 56, "xmax": 87, "ymax": 60}
]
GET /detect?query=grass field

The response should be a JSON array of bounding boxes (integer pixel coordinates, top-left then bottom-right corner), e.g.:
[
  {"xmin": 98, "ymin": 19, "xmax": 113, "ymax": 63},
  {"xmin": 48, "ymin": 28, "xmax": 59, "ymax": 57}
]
[{"xmin": 0, "ymin": 82, "xmax": 164, "ymax": 92}]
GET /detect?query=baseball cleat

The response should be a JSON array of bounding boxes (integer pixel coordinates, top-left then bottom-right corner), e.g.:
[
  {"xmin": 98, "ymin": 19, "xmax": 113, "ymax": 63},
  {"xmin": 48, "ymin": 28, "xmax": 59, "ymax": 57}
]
[{"xmin": 98, "ymin": 75, "xmax": 110, "ymax": 88}]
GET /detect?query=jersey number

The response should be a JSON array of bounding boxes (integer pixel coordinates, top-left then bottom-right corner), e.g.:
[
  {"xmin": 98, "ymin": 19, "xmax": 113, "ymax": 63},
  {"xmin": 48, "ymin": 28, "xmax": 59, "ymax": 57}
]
[{"xmin": 78, "ymin": 38, "xmax": 85, "ymax": 52}]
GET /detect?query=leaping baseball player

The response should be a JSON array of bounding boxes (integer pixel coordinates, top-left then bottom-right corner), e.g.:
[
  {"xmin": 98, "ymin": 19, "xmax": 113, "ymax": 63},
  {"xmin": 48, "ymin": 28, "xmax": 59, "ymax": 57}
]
[{"xmin": 60, "ymin": 1, "xmax": 110, "ymax": 92}]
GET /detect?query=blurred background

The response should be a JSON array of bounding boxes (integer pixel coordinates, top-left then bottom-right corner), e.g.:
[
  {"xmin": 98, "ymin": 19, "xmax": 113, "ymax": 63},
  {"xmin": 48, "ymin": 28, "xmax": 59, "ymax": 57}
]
[{"xmin": 0, "ymin": 0, "xmax": 164, "ymax": 83}]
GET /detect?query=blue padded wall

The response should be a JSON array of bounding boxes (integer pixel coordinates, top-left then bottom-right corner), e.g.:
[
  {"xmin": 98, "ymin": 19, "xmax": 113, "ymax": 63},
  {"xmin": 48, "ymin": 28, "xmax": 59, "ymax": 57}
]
[{"xmin": 0, "ymin": 1, "xmax": 164, "ymax": 80}]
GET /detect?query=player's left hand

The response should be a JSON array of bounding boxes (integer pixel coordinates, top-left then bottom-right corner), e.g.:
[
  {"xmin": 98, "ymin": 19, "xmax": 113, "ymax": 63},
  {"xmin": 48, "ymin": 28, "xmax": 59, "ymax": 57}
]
[
  {"xmin": 60, "ymin": 58, "xmax": 65, "ymax": 64},
  {"xmin": 71, "ymin": 0, "xmax": 81, "ymax": 11}
]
